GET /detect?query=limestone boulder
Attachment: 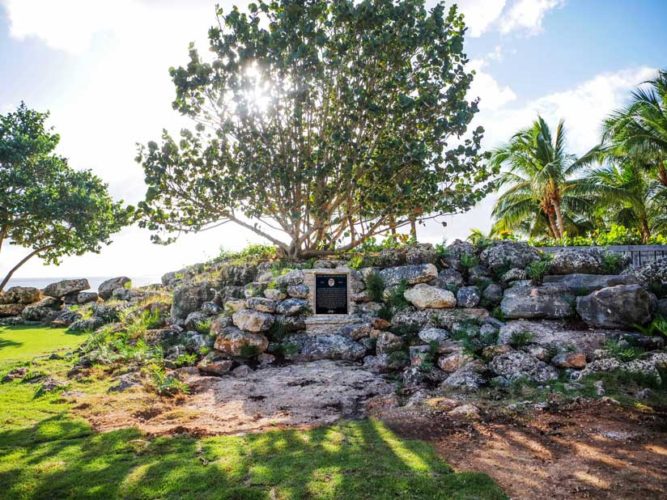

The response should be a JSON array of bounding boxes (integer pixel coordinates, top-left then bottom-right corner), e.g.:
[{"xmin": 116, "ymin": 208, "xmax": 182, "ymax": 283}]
[
  {"xmin": 98, "ymin": 277, "xmax": 131, "ymax": 300},
  {"xmin": 0, "ymin": 303, "xmax": 25, "ymax": 317},
  {"xmin": 276, "ymin": 298, "xmax": 309, "ymax": 316},
  {"xmin": 543, "ymin": 273, "xmax": 638, "ymax": 294},
  {"xmin": 0, "ymin": 286, "xmax": 40, "ymax": 305},
  {"xmin": 441, "ymin": 362, "xmax": 486, "ymax": 391},
  {"xmin": 214, "ymin": 326, "xmax": 268, "ymax": 356},
  {"xmin": 498, "ymin": 320, "xmax": 618, "ymax": 356},
  {"xmin": 171, "ymin": 282, "xmax": 216, "ymax": 319},
  {"xmin": 622, "ymin": 257, "xmax": 667, "ymax": 297},
  {"xmin": 287, "ymin": 284, "xmax": 309, "ymax": 299},
  {"xmin": 480, "ymin": 242, "xmax": 541, "ymax": 273},
  {"xmin": 442, "ymin": 240, "xmax": 476, "ymax": 271},
  {"xmin": 77, "ymin": 292, "xmax": 99, "ymax": 305},
  {"xmin": 489, "ymin": 351, "xmax": 558, "ymax": 383},
  {"xmin": 438, "ymin": 353, "xmax": 473, "ymax": 373},
  {"xmin": 456, "ymin": 286, "xmax": 480, "ymax": 308},
  {"xmin": 232, "ymin": 309, "xmax": 274, "ymax": 332},
  {"xmin": 43, "ymin": 279, "xmax": 89, "ymax": 298},
  {"xmin": 404, "ymin": 284, "xmax": 456, "ymax": 310},
  {"xmin": 363, "ymin": 353, "xmax": 408, "ymax": 373},
  {"xmin": 379, "ymin": 263, "xmax": 438, "ymax": 287},
  {"xmin": 376, "ymin": 331, "xmax": 404, "ymax": 354},
  {"xmin": 576, "ymin": 284, "xmax": 653, "ymax": 328},
  {"xmin": 21, "ymin": 297, "xmax": 61, "ymax": 322},
  {"xmin": 246, "ymin": 297, "xmax": 277, "ymax": 313},
  {"xmin": 481, "ymin": 283, "xmax": 503, "ymax": 306},
  {"xmin": 418, "ymin": 327, "xmax": 450, "ymax": 344},
  {"xmin": 285, "ymin": 334, "xmax": 366, "ymax": 362},
  {"xmin": 391, "ymin": 308, "xmax": 489, "ymax": 330},
  {"xmin": 549, "ymin": 248, "xmax": 627, "ymax": 275},
  {"xmin": 500, "ymin": 283, "xmax": 575, "ymax": 319},
  {"xmin": 551, "ymin": 352, "xmax": 586, "ymax": 369},
  {"xmin": 436, "ymin": 268, "xmax": 464, "ymax": 290}
]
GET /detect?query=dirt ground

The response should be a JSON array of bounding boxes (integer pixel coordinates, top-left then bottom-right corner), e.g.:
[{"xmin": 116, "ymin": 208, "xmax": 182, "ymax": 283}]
[
  {"xmin": 379, "ymin": 398, "xmax": 667, "ymax": 499},
  {"xmin": 71, "ymin": 361, "xmax": 667, "ymax": 499}
]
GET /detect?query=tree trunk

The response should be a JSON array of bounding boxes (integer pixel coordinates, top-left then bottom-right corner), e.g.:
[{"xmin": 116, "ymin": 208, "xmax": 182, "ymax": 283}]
[
  {"xmin": 409, "ymin": 216, "xmax": 417, "ymax": 240},
  {"xmin": 0, "ymin": 247, "xmax": 45, "ymax": 292},
  {"xmin": 658, "ymin": 162, "xmax": 667, "ymax": 187},
  {"xmin": 640, "ymin": 218, "xmax": 651, "ymax": 244},
  {"xmin": 546, "ymin": 210, "xmax": 559, "ymax": 239},
  {"xmin": 552, "ymin": 201, "xmax": 565, "ymax": 239}
]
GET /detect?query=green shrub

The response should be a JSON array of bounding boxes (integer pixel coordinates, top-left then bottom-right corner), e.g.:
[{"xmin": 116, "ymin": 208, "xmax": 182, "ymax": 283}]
[
  {"xmin": 217, "ymin": 244, "xmax": 277, "ymax": 264},
  {"xmin": 386, "ymin": 280, "xmax": 410, "ymax": 310},
  {"xmin": 239, "ymin": 344, "xmax": 261, "ymax": 359},
  {"xmin": 195, "ymin": 319, "xmax": 212, "ymax": 335},
  {"xmin": 601, "ymin": 252, "xmax": 624, "ymax": 273},
  {"xmin": 377, "ymin": 304, "xmax": 393, "ymax": 322},
  {"xmin": 525, "ymin": 256, "xmax": 552, "ymax": 284},
  {"xmin": 605, "ymin": 339, "xmax": 645, "ymax": 362},
  {"xmin": 149, "ymin": 366, "xmax": 189, "ymax": 397},
  {"xmin": 459, "ymin": 253, "xmax": 479, "ymax": 270},
  {"xmin": 174, "ymin": 352, "xmax": 197, "ymax": 367},
  {"xmin": 634, "ymin": 316, "xmax": 667, "ymax": 337},
  {"xmin": 366, "ymin": 272, "xmax": 385, "ymax": 302},
  {"xmin": 509, "ymin": 330, "xmax": 533, "ymax": 348}
]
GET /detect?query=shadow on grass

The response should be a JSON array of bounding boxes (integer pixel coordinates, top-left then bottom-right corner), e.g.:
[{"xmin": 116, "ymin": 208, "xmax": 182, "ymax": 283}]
[
  {"xmin": 0, "ymin": 338, "xmax": 22, "ymax": 350},
  {"xmin": 0, "ymin": 415, "xmax": 505, "ymax": 499}
]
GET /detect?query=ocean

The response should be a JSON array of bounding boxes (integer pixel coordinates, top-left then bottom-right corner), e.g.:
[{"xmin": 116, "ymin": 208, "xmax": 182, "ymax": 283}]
[{"xmin": 6, "ymin": 275, "xmax": 163, "ymax": 292}]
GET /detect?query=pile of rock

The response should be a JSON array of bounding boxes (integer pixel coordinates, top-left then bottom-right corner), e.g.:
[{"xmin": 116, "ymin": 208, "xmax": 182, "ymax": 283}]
[{"xmin": 151, "ymin": 241, "xmax": 667, "ymax": 392}]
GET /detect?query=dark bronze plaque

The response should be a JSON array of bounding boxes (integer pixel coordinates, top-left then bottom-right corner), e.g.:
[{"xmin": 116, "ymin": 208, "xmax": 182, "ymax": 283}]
[{"xmin": 315, "ymin": 274, "xmax": 348, "ymax": 314}]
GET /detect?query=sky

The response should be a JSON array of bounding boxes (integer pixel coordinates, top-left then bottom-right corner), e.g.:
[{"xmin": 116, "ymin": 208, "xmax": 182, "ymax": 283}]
[{"xmin": 1, "ymin": 0, "xmax": 666, "ymax": 282}]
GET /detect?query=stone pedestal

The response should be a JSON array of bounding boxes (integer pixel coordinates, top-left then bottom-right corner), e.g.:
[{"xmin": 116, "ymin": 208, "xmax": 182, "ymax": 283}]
[{"xmin": 304, "ymin": 315, "xmax": 360, "ymax": 335}]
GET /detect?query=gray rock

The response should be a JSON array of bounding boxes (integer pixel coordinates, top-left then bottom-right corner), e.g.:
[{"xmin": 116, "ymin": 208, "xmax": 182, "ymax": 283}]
[
  {"xmin": 442, "ymin": 240, "xmax": 477, "ymax": 271},
  {"xmin": 391, "ymin": 308, "xmax": 489, "ymax": 330},
  {"xmin": 376, "ymin": 332, "xmax": 404, "ymax": 354},
  {"xmin": 657, "ymin": 298, "xmax": 667, "ymax": 318},
  {"xmin": 543, "ymin": 274, "xmax": 639, "ymax": 295},
  {"xmin": 285, "ymin": 334, "xmax": 366, "ymax": 361},
  {"xmin": 273, "ymin": 314, "xmax": 306, "ymax": 333},
  {"xmin": 264, "ymin": 288, "xmax": 287, "ymax": 301},
  {"xmin": 338, "ymin": 322, "xmax": 373, "ymax": 341},
  {"xmin": 232, "ymin": 309, "xmax": 274, "ymax": 332},
  {"xmin": 418, "ymin": 327, "xmax": 450, "ymax": 344},
  {"xmin": 575, "ymin": 352, "xmax": 667, "ymax": 385},
  {"xmin": 481, "ymin": 284, "xmax": 503, "ymax": 307},
  {"xmin": 0, "ymin": 303, "xmax": 25, "ymax": 317},
  {"xmin": 0, "ymin": 286, "xmax": 40, "ymax": 305},
  {"xmin": 480, "ymin": 242, "xmax": 541, "ymax": 273},
  {"xmin": 442, "ymin": 364, "xmax": 485, "ymax": 391},
  {"xmin": 276, "ymin": 298, "xmax": 309, "ymax": 316},
  {"xmin": 501, "ymin": 283, "xmax": 575, "ymax": 319},
  {"xmin": 551, "ymin": 352, "xmax": 587, "ymax": 369},
  {"xmin": 436, "ymin": 268, "xmax": 464, "ymax": 290},
  {"xmin": 43, "ymin": 279, "xmax": 90, "ymax": 298},
  {"xmin": 501, "ymin": 268, "xmax": 527, "ymax": 283},
  {"xmin": 498, "ymin": 320, "xmax": 618, "ymax": 356},
  {"xmin": 232, "ymin": 364, "xmax": 252, "ymax": 378},
  {"xmin": 623, "ymin": 257, "xmax": 667, "ymax": 297},
  {"xmin": 363, "ymin": 353, "xmax": 407, "ymax": 373},
  {"xmin": 489, "ymin": 351, "xmax": 558, "ymax": 383},
  {"xmin": 246, "ymin": 297, "xmax": 277, "ymax": 313},
  {"xmin": 406, "ymin": 243, "xmax": 438, "ymax": 265},
  {"xmin": 244, "ymin": 282, "xmax": 266, "ymax": 298},
  {"xmin": 287, "ymin": 284, "xmax": 309, "ymax": 299},
  {"xmin": 576, "ymin": 284, "xmax": 653, "ymax": 328},
  {"xmin": 50, "ymin": 309, "xmax": 82, "ymax": 327},
  {"xmin": 98, "ymin": 277, "xmax": 131, "ymax": 300},
  {"xmin": 549, "ymin": 248, "xmax": 624, "ymax": 275},
  {"xmin": 197, "ymin": 353, "xmax": 233, "ymax": 376},
  {"xmin": 275, "ymin": 269, "xmax": 305, "ymax": 287},
  {"xmin": 438, "ymin": 352, "xmax": 473, "ymax": 373},
  {"xmin": 184, "ymin": 311, "xmax": 209, "ymax": 331},
  {"xmin": 200, "ymin": 301, "xmax": 222, "ymax": 316},
  {"xmin": 108, "ymin": 373, "xmax": 141, "ymax": 393},
  {"xmin": 214, "ymin": 326, "xmax": 269, "ymax": 356},
  {"xmin": 456, "ymin": 286, "xmax": 481, "ymax": 308},
  {"xmin": 404, "ymin": 284, "xmax": 456, "ymax": 309},
  {"xmin": 171, "ymin": 282, "xmax": 216, "ymax": 319},
  {"xmin": 77, "ymin": 292, "xmax": 98, "ymax": 304},
  {"xmin": 67, "ymin": 317, "xmax": 104, "ymax": 333},
  {"xmin": 379, "ymin": 263, "xmax": 438, "ymax": 287}
]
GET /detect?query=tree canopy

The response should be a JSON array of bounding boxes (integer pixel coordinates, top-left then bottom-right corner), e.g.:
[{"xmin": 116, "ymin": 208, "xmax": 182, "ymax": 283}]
[
  {"xmin": 138, "ymin": 0, "xmax": 494, "ymax": 257},
  {"xmin": 0, "ymin": 103, "xmax": 133, "ymax": 291}
]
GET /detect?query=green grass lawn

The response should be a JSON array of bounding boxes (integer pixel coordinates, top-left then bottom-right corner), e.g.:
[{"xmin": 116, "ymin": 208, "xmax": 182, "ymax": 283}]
[
  {"xmin": 0, "ymin": 326, "xmax": 506, "ymax": 499},
  {"xmin": 0, "ymin": 325, "xmax": 88, "ymax": 362}
]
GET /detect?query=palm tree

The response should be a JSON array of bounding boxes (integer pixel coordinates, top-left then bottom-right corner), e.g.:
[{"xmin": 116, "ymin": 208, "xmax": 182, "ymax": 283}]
[
  {"xmin": 603, "ymin": 70, "xmax": 667, "ymax": 187},
  {"xmin": 583, "ymin": 161, "xmax": 657, "ymax": 242},
  {"xmin": 490, "ymin": 117, "xmax": 596, "ymax": 239}
]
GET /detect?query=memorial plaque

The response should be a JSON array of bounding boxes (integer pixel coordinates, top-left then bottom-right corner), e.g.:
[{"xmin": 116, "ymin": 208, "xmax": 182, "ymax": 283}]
[{"xmin": 315, "ymin": 274, "xmax": 348, "ymax": 314}]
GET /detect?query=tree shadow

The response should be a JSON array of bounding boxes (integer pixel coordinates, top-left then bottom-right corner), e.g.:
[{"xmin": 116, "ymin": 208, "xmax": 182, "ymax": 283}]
[
  {"xmin": 0, "ymin": 337, "xmax": 22, "ymax": 350},
  {"xmin": 0, "ymin": 415, "xmax": 505, "ymax": 499}
]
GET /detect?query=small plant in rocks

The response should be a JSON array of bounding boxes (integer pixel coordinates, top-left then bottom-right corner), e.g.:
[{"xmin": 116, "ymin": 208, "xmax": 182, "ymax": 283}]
[
  {"xmin": 366, "ymin": 272, "xmax": 385, "ymax": 302},
  {"xmin": 525, "ymin": 255, "xmax": 552, "ymax": 284},
  {"xmin": 148, "ymin": 366, "xmax": 189, "ymax": 397},
  {"xmin": 509, "ymin": 330, "xmax": 534, "ymax": 348},
  {"xmin": 604, "ymin": 340, "xmax": 645, "ymax": 362}
]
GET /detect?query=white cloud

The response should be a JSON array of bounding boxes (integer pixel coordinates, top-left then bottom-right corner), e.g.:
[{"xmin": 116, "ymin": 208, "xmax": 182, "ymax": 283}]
[
  {"xmin": 454, "ymin": 0, "xmax": 507, "ymax": 37},
  {"xmin": 468, "ymin": 59, "xmax": 517, "ymax": 110},
  {"xmin": 499, "ymin": 0, "xmax": 565, "ymax": 35}
]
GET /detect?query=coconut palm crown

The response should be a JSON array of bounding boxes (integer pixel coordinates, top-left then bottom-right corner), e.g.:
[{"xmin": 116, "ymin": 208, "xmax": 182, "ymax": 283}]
[{"xmin": 489, "ymin": 116, "xmax": 596, "ymax": 239}]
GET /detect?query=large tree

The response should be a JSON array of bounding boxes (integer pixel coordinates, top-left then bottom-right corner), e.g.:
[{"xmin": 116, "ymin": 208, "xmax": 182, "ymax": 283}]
[
  {"xmin": 603, "ymin": 70, "xmax": 667, "ymax": 187},
  {"xmin": 138, "ymin": 0, "xmax": 494, "ymax": 257},
  {"xmin": 490, "ymin": 117, "xmax": 596, "ymax": 239},
  {"xmin": 0, "ymin": 103, "xmax": 133, "ymax": 291}
]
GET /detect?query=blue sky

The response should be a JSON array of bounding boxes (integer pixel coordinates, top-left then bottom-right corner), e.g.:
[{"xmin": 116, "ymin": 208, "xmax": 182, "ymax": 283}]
[{"xmin": 0, "ymin": 0, "xmax": 666, "ymax": 281}]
